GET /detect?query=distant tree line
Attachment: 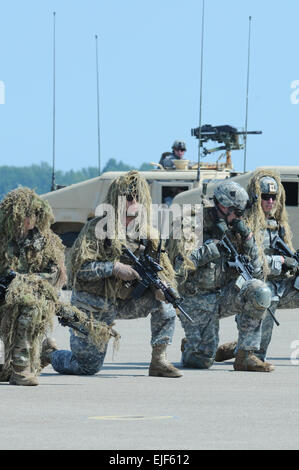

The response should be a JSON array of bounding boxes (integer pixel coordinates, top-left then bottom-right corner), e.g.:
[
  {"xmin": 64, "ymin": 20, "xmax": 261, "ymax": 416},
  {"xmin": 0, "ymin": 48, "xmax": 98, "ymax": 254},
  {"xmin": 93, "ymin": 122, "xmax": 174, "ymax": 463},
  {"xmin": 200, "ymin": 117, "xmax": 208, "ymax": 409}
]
[{"xmin": 0, "ymin": 159, "xmax": 152, "ymax": 199}]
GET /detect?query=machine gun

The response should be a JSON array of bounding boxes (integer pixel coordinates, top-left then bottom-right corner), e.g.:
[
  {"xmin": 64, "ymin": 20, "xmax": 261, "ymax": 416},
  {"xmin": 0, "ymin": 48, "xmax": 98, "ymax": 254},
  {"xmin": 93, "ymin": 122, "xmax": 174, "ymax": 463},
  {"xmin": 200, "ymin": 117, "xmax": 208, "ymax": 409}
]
[
  {"xmin": 191, "ymin": 124, "xmax": 262, "ymax": 155},
  {"xmin": 271, "ymin": 235, "xmax": 299, "ymax": 265},
  {"xmin": 123, "ymin": 247, "xmax": 193, "ymax": 323},
  {"xmin": 219, "ymin": 232, "xmax": 280, "ymax": 326}
]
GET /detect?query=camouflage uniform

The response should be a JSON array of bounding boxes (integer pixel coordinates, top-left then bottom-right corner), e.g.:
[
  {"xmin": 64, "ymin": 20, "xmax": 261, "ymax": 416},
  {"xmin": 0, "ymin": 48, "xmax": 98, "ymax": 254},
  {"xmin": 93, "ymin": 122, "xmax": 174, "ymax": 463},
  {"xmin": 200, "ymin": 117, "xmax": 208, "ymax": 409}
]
[
  {"xmin": 177, "ymin": 203, "xmax": 271, "ymax": 369},
  {"xmin": 6, "ymin": 228, "xmax": 60, "ymax": 283},
  {"xmin": 0, "ymin": 187, "xmax": 66, "ymax": 385},
  {"xmin": 5, "ymin": 230, "xmax": 60, "ymax": 375},
  {"xmin": 254, "ymin": 219, "xmax": 299, "ymax": 361},
  {"xmin": 217, "ymin": 173, "xmax": 299, "ymax": 365},
  {"xmin": 51, "ymin": 255, "xmax": 176, "ymax": 375},
  {"xmin": 51, "ymin": 170, "xmax": 179, "ymax": 377},
  {"xmin": 159, "ymin": 152, "xmax": 180, "ymax": 169}
]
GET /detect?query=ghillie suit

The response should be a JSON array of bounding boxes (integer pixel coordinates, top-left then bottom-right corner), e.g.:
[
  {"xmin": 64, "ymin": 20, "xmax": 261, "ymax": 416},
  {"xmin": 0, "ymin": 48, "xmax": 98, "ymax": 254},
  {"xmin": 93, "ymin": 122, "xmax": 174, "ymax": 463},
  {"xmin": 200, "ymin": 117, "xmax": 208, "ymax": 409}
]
[
  {"xmin": 0, "ymin": 188, "xmax": 117, "ymax": 385},
  {"xmin": 68, "ymin": 170, "xmax": 177, "ymax": 303},
  {"xmin": 0, "ymin": 274, "xmax": 117, "ymax": 382},
  {"xmin": 0, "ymin": 187, "xmax": 66, "ymax": 287},
  {"xmin": 245, "ymin": 168, "xmax": 294, "ymax": 279},
  {"xmin": 53, "ymin": 171, "xmax": 182, "ymax": 378}
]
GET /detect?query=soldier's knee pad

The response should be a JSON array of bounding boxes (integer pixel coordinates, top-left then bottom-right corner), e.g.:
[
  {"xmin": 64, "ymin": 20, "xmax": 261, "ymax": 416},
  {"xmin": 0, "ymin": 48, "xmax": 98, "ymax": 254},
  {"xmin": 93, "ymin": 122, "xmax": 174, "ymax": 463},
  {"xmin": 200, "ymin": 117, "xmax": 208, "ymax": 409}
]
[{"xmin": 243, "ymin": 280, "xmax": 272, "ymax": 319}]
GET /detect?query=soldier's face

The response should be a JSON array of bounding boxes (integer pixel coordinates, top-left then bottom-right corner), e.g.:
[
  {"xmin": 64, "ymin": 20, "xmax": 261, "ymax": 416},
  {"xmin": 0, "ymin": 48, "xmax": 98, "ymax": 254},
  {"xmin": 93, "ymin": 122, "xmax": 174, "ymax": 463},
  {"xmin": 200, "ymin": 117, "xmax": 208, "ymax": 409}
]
[
  {"xmin": 261, "ymin": 194, "xmax": 276, "ymax": 216},
  {"xmin": 23, "ymin": 215, "xmax": 36, "ymax": 235},
  {"xmin": 173, "ymin": 148, "xmax": 186, "ymax": 159},
  {"xmin": 125, "ymin": 197, "xmax": 139, "ymax": 226},
  {"xmin": 217, "ymin": 203, "xmax": 239, "ymax": 223}
]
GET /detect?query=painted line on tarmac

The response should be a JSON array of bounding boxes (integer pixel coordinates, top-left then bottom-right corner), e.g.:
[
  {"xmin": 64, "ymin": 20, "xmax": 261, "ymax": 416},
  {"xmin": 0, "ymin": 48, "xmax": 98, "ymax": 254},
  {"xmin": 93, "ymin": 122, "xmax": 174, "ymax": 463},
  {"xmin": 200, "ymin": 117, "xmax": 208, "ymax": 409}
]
[{"xmin": 88, "ymin": 415, "xmax": 177, "ymax": 421}]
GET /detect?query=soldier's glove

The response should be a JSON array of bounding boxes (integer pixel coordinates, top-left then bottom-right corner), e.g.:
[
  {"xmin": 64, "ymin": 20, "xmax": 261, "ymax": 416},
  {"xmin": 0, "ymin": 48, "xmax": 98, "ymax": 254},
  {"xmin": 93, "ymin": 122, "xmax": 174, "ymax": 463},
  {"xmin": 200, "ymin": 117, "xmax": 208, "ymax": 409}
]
[
  {"xmin": 282, "ymin": 257, "xmax": 299, "ymax": 274},
  {"xmin": 113, "ymin": 262, "xmax": 141, "ymax": 281},
  {"xmin": 230, "ymin": 219, "xmax": 251, "ymax": 239},
  {"xmin": 216, "ymin": 219, "xmax": 228, "ymax": 237}
]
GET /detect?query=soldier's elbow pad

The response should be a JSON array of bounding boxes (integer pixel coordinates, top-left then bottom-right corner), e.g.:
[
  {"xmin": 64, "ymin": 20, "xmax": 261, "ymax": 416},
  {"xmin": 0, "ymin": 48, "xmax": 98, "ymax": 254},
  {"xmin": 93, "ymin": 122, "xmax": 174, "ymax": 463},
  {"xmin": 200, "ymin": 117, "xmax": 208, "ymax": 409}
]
[
  {"xmin": 205, "ymin": 241, "xmax": 221, "ymax": 262},
  {"xmin": 269, "ymin": 255, "xmax": 283, "ymax": 275}
]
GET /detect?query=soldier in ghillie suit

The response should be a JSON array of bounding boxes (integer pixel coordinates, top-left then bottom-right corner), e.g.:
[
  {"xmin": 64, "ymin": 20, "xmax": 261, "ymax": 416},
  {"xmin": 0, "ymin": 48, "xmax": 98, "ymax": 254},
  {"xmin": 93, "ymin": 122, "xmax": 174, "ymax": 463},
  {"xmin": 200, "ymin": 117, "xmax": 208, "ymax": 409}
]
[
  {"xmin": 216, "ymin": 169, "xmax": 299, "ymax": 363},
  {"xmin": 0, "ymin": 188, "xmax": 115, "ymax": 386},
  {"xmin": 168, "ymin": 181, "xmax": 274, "ymax": 372},
  {"xmin": 50, "ymin": 170, "xmax": 182, "ymax": 378}
]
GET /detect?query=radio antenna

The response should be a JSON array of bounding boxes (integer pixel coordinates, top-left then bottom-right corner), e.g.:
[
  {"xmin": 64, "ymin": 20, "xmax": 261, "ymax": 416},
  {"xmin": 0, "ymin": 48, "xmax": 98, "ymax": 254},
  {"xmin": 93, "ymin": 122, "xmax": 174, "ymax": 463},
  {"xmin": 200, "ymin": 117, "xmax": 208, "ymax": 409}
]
[
  {"xmin": 95, "ymin": 35, "xmax": 101, "ymax": 175},
  {"xmin": 196, "ymin": 0, "xmax": 205, "ymax": 183},
  {"xmin": 243, "ymin": 16, "xmax": 252, "ymax": 173},
  {"xmin": 51, "ymin": 12, "xmax": 56, "ymax": 191}
]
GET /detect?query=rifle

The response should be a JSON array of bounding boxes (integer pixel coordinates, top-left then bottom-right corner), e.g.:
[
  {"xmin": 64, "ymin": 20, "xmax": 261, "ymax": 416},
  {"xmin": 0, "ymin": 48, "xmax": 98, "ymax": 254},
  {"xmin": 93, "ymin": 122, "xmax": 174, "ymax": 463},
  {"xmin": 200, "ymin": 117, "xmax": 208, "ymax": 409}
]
[
  {"xmin": 219, "ymin": 233, "xmax": 280, "ymax": 326},
  {"xmin": 55, "ymin": 304, "xmax": 118, "ymax": 350},
  {"xmin": 271, "ymin": 235, "xmax": 299, "ymax": 264},
  {"xmin": 123, "ymin": 247, "xmax": 194, "ymax": 323},
  {"xmin": 0, "ymin": 270, "xmax": 116, "ymax": 347}
]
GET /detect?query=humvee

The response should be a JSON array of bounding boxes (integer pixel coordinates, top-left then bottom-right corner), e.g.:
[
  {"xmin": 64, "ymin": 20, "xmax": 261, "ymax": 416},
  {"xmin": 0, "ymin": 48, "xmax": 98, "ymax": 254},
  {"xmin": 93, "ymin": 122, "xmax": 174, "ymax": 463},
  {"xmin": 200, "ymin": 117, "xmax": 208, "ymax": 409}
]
[
  {"xmin": 172, "ymin": 166, "xmax": 299, "ymax": 250},
  {"xmin": 41, "ymin": 163, "xmax": 234, "ymax": 246}
]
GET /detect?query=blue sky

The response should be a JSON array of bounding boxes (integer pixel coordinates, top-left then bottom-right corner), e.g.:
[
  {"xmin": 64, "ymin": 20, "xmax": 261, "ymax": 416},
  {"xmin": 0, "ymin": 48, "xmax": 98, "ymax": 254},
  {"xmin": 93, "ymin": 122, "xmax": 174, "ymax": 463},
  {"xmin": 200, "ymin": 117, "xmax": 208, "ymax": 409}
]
[{"xmin": 0, "ymin": 0, "xmax": 298, "ymax": 173}]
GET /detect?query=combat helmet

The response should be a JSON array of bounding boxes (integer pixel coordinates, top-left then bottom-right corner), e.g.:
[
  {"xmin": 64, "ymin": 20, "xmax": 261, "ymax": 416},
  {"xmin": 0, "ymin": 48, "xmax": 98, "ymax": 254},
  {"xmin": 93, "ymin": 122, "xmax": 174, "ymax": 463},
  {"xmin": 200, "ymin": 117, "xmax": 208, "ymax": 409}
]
[
  {"xmin": 259, "ymin": 176, "xmax": 278, "ymax": 195},
  {"xmin": 214, "ymin": 181, "xmax": 249, "ymax": 216},
  {"xmin": 172, "ymin": 140, "xmax": 186, "ymax": 151}
]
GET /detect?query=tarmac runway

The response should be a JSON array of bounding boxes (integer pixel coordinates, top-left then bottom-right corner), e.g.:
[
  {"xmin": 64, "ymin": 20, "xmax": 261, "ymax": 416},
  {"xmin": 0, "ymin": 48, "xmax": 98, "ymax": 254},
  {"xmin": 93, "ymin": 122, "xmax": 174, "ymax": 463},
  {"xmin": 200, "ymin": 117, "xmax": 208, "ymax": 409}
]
[{"xmin": 0, "ymin": 292, "xmax": 299, "ymax": 450}]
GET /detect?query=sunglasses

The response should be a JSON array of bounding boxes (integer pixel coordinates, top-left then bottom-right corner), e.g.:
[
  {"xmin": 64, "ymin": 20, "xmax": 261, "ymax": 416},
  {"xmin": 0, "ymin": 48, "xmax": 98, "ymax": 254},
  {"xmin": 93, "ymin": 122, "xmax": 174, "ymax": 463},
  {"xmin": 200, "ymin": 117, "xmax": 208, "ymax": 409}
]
[
  {"xmin": 228, "ymin": 207, "xmax": 245, "ymax": 217},
  {"xmin": 261, "ymin": 194, "xmax": 277, "ymax": 201},
  {"xmin": 125, "ymin": 194, "xmax": 138, "ymax": 202}
]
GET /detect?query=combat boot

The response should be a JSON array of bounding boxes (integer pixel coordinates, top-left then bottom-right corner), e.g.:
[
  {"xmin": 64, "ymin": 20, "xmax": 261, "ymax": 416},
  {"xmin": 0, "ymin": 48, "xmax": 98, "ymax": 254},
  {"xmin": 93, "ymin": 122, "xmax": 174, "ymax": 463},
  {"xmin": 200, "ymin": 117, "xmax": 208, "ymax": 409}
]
[
  {"xmin": 9, "ymin": 366, "xmax": 39, "ymax": 386},
  {"xmin": 234, "ymin": 350, "xmax": 275, "ymax": 372},
  {"xmin": 40, "ymin": 337, "xmax": 58, "ymax": 369},
  {"xmin": 149, "ymin": 344, "xmax": 183, "ymax": 378},
  {"xmin": 215, "ymin": 341, "xmax": 237, "ymax": 362}
]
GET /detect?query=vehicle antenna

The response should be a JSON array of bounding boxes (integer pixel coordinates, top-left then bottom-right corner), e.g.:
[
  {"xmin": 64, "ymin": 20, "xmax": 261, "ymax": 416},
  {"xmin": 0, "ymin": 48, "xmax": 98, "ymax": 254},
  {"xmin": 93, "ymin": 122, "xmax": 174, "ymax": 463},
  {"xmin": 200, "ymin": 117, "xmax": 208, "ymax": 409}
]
[
  {"xmin": 243, "ymin": 16, "xmax": 252, "ymax": 173},
  {"xmin": 95, "ymin": 34, "xmax": 101, "ymax": 175},
  {"xmin": 196, "ymin": 0, "xmax": 205, "ymax": 183},
  {"xmin": 51, "ymin": 11, "xmax": 56, "ymax": 191}
]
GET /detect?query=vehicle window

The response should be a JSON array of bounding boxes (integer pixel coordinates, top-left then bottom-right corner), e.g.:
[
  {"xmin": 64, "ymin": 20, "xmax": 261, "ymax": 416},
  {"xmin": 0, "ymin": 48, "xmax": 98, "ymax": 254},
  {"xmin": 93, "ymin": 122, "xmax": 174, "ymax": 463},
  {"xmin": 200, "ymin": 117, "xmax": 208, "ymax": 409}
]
[
  {"xmin": 281, "ymin": 181, "xmax": 298, "ymax": 206},
  {"xmin": 162, "ymin": 186, "xmax": 189, "ymax": 206}
]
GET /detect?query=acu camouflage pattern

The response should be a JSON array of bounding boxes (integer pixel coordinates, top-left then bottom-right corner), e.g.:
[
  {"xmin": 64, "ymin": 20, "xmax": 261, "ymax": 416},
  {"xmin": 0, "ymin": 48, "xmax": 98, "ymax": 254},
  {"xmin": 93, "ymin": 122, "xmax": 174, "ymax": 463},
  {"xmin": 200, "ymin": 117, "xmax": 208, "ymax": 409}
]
[
  {"xmin": 176, "ymin": 206, "xmax": 263, "ymax": 296},
  {"xmin": 159, "ymin": 152, "xmax": 180, "ymax": 169},
  {"xmin": 51, "ymin": 288, "xmax": 175, "ymax": 375},
  {"xmin": 259, "ymin": 177, "xmax": 278, "ymax": 194},
  {"xmin": 214, "ymin": 181, "xmax": 249, "ymax": 210},
  {"xmin": 176, "ymin": 206, "xmax": 271, "ymax": 369},
  {"xmin": 246, "ymin": 219, "xmax": 299, "ymax": 361},
  {"xmin": 51, "ymin": 265, "xmax": 176, "ymax": 375}
]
